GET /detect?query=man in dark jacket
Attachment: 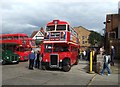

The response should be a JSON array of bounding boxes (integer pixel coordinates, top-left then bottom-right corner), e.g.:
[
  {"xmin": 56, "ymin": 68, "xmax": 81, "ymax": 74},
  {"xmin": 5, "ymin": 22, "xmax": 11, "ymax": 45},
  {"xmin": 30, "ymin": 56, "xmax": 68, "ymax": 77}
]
[
  {"xmin": 35, "ymin": 50, "xmax": 40, "ymax": 69},
  {"xmin": 29, "ymin": 50, "xmax": 35, "ymax": 70},
  {"xmin": 110, "ymin": 46, "xmax": 115, "ymax": 66}
]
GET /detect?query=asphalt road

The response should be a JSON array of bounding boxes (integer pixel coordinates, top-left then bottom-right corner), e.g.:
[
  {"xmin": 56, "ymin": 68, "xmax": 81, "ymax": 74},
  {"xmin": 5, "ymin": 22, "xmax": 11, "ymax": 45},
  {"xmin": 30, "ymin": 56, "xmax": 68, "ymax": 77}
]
[{"xmin": 1, "ymin": 60, "xmax": 119, "ymax": 86}]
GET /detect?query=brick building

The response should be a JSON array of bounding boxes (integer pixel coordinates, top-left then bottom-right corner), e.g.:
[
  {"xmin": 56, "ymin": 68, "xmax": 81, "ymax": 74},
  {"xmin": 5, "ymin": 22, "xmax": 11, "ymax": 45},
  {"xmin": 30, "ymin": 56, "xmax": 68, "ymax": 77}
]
[
  {"xmin": 106, "ymin": 14, "xmax": 120, "ymax": 38},
  {"xmin": 74, "ymin": 26, "xmax": 91, "ymax": 50},
  {"xmin": 105, "ymin": 14, "xmax": 120, "ymax": 58}
]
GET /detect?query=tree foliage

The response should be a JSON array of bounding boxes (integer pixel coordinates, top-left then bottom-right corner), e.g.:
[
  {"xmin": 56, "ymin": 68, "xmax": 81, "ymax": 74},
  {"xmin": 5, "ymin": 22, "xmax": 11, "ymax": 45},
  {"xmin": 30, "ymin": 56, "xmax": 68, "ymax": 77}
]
[
  {"xmin": 88, "ymin": 31, "xmax": 103, "ymax": 46},
  {"xmin": 35, "ymin": 39, "xmax": 42, "ymax": 46}
]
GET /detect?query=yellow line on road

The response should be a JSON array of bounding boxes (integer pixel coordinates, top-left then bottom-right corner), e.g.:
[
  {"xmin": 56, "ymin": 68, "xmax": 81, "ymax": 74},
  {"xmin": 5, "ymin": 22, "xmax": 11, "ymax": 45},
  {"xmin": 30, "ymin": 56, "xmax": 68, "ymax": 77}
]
[{"xmin": 86, "ymin": 74, "xmax": 97, "ymax": 87}]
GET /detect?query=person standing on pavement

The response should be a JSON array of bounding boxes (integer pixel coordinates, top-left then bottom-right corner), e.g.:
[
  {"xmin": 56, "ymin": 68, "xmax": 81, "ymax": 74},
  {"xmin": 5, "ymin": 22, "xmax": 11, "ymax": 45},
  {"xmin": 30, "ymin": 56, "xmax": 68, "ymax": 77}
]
[
  {"xmin": 83, "ymin": 50, "xmax": 86, "ymax": 60},
  {"xmin": 100, "ymin": 52, "xmax": 111, "ymax": 76},
  {"xmin": 110, "ymin": 46, "xmax": 115, "ymax": 66},
  {"xmin": 28, "ymin": 50, "xmax": 35, "ymax": 70},
  {"xmin": 100, "ymin": 46, "xmax": 104, "ymax": 55},
  {"xmin": 35, "ymin": 50, "xmax": 40, "ymax": 69},
  {"xmin": 34, "ymin": 51, "xmax": 37, "ymax": 67},
  {"xmin": 79, "ymin": 49, "xmax": 83, "ymax": 60},
  {"xmin": 87, "ymin": 48, "xmax": 90, "ymax": 61}
]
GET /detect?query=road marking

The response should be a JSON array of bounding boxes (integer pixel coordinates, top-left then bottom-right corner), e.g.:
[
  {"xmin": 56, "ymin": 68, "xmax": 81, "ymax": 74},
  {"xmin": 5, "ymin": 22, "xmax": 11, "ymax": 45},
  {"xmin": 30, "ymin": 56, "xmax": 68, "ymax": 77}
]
[{"xmin": 86, "ymin": 73, "xmax": 97, "ymax": 87}]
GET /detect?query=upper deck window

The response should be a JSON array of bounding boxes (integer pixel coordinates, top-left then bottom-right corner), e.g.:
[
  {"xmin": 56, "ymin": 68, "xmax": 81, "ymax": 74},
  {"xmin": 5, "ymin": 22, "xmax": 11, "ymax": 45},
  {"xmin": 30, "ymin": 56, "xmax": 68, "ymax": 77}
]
[
  {"xmin": 14, "ymin": 36, "xmax": 18, "ymax": 40},
  {"xmin": 8, "ymin": 36, "xmax": 13, "ymax": 40},
  {"xmin": 24, "ymin": 36, "xmax": 28, "ymax": 39},
  {"xmin": 20, "ymin": 36, "xmax": 24, "ymax": 40},
  {"xmin": 56, "ymin": 25, "xmax": 66, "ymax": 30},
  {"xmin": 2, "ymin": 37, "xmax": 7, "ymax": 40},
  {"xmin": 46, "ymin": 26, "xmax": 55, "ymax": 31}
]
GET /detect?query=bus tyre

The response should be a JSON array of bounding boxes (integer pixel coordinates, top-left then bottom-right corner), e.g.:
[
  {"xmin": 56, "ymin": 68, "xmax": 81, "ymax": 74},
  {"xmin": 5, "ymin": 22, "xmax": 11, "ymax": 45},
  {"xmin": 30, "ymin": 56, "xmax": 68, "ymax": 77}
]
[
  {"xmin": 74, "ymin": 58, "xmax": 79, "ymax": 65},
  {"xmin": 62, "ymin": 59, "xmax": 71, "ymax": 72},
  {"xmin": 2, "ymin": 60, "xmax": 6, "ymax": 65},
  {"xmin": 63, "ymin": 65, "xmax": 71, "ymax": 72},
  {"xmin": 41, "ymin": 65, "xmax": 46, "ymax": 70},
  {"xmin": 16, "ymin": 61, "xmax": 19, "ymax": 64}
]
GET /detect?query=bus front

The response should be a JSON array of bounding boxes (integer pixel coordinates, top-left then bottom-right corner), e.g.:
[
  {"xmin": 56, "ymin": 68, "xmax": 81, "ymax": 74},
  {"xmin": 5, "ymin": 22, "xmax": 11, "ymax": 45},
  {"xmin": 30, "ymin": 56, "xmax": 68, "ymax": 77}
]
[{"xmin": 41, "ymin": 20, "xmax": 80, "ymax": 72}]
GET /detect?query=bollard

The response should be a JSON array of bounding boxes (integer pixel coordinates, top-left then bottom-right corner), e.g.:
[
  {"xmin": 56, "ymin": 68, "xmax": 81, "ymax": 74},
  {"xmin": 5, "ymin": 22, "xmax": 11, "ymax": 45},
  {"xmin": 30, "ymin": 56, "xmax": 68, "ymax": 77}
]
[{"xmin": 89, "ymin": 51, "xmax": 95, "ymax": 74}]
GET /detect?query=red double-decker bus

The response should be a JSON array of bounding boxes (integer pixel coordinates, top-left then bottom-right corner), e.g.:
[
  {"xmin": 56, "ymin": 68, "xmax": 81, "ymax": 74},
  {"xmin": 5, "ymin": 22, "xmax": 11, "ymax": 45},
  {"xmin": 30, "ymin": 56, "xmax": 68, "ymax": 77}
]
[
  {"xmin": 0, "ymin": 34, "xmax": 35, "ymax": 61},
  {"xmin": 41, "ymin": 20, "xmax": 80, "ymax": 72}
]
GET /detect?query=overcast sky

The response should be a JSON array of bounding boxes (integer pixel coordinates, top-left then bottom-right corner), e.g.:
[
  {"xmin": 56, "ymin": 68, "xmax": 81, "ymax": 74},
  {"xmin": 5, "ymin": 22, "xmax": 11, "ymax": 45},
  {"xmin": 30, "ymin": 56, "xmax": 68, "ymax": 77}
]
[{"xmin": 1, "ymin": 0, "xmax": 119, "ymax": 36}]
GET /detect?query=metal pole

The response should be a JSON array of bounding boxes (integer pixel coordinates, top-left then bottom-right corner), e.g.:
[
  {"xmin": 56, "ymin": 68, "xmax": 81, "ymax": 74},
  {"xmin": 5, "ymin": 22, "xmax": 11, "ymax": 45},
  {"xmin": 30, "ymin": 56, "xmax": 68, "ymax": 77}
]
[
  {"xmin": 89, "ymin": 51, "xmax": 95, "ymax": 74},
  {"xmin": 90, "ymin": 52, "xmax": 92, "ymax": 72}
]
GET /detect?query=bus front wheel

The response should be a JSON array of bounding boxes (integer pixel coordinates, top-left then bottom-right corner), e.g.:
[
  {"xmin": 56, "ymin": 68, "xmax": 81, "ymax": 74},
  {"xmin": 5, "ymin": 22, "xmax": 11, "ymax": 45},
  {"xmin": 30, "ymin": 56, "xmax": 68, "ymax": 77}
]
[
  {"xmin": 41, "ymin": 65, "xmax": 46, "ymax": 70},
  {"xmin": 62, "ymin": 59, "xmax": 71, "ymax": 72},
  {"xmin": 2, "ymin": 60, "xmax": 6, "ymax": 65}
]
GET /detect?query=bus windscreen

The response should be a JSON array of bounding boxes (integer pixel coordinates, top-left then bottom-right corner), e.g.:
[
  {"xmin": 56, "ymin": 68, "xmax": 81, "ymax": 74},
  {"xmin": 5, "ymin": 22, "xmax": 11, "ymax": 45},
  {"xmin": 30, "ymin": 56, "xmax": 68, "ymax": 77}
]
[
  {"xmin": 56, "ymin": 25, "xmax": 66, "ymax": 30},
  {"xmin": 46, "ymin": 26, "xmax": 55, "ymax": 31}
]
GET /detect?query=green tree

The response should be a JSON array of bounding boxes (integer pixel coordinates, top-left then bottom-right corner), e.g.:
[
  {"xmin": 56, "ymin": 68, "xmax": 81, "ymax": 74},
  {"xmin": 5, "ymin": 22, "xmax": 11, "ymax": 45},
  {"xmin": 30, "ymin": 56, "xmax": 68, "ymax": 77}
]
[
  {"xmin": 35, "ymin": 39, "xmax": 43, "ymax": 46},
  {"xmin": 88, "ymin": 31, "xmax": 103, "ymax": 46}
]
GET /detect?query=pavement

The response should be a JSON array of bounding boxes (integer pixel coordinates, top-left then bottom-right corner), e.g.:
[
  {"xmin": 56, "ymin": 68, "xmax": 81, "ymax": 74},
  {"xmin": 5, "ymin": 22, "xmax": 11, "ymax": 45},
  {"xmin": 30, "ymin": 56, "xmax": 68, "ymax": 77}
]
[
  {"xmin": 83, "ymin": 54, "xmax": 120, "ymax": 86},
  {"xmin": 1, "ymin": 55, "xmax": 120, "ymax": 86}
]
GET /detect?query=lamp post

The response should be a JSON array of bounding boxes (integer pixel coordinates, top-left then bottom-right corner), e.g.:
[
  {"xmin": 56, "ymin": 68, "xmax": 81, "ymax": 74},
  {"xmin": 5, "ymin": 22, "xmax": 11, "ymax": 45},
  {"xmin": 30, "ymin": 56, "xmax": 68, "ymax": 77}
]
[
  {"xmin": 103, "ymin": 18, "xmax": 111, "ymax": 53},
  {"xmin": 103, "ymin": 22, "xmax": 106, "ymax": 50}
]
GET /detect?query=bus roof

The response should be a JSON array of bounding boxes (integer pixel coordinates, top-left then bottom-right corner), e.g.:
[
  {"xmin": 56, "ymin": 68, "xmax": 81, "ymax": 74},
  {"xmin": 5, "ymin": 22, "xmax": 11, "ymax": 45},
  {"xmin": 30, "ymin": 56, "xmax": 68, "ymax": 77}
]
[
  {"xmin": 47, "ymin": 20, "xmax": 70, "ymax": 26},
  {"xmin": 0, "ymin": 40, "xmax": 19, "ymax": 44},
  {"xmin": 25, "ymin": 38, "xmax": 35, "ymax": 40},
  {"xmin": 0, "ymin": 33, "xmax": 28, "ymax": 37}
]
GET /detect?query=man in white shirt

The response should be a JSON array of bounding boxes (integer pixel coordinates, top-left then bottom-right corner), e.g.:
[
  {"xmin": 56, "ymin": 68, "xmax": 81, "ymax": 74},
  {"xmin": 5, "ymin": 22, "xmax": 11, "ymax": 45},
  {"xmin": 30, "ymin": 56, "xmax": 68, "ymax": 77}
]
[{"xmin": 100, "ymin": 52, "xmax": 111, "ymax": 76}]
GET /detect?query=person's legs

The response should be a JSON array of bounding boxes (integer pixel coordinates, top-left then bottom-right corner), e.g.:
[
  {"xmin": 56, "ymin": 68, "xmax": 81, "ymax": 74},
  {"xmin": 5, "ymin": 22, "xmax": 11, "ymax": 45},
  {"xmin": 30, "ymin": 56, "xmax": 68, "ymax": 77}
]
[
  {"xmin": 29, "ymin": 59, "xmax": 31, "ymax": 69},
  {"xmin": 31, "ymin": 59, "xmax": 34, "ymax": 69},
  {"xmin": 106, "ymin": 63, "xmax": 111, "ymax": 74},
  {"xmin": 36, "ymin": 59, "xmax": 39, "ymax": 68},
  {"xmin": 35, "ymin": 60, "xmax": 37, "ymax": 68},
  {"xmin": 111, "ymin": 55, "xmax": 115, "ymax": 66},
  {"xmin": 101, "ymin": 63, "xmax": 106, "ymax": 75},
  {"xmin": 37, "ymin": 61, "xmax": 40, "ymax": 69},
  {"xmin": 112, "ymin": 58, "xmax": 114, "ymax": 66},
  {"xmin": 29, "ymin": 59, "xmax": 33, "ymax": 69}
]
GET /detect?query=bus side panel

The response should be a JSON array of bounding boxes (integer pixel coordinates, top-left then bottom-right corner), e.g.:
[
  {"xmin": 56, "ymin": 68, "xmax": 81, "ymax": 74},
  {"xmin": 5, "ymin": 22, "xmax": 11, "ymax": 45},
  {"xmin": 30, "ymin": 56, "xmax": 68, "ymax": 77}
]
[{"xmin": 66, "ymin": 32, "xmax": 70, "ymax": 42}]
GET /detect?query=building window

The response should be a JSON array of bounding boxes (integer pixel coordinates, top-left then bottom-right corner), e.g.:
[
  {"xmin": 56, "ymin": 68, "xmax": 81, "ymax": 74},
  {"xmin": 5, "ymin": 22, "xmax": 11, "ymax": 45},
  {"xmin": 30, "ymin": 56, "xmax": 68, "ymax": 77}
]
[
  {"xmin": 82, "ymin": 36, "xmax": 85, "ymax": 40},
  {"xmin": 108, "ymin": 32, "xmax": 116, "ymax": 39},
  {"xmin": 85, "ymin": 41, "xmax": 87, "ymax": 44},
  {"xmin": 82, "ymin": 41, "xmax": 85, "ymax": 44},
  {"xmin": 82, "ymin": 36, "xmax": 87, "ymax": 40}
]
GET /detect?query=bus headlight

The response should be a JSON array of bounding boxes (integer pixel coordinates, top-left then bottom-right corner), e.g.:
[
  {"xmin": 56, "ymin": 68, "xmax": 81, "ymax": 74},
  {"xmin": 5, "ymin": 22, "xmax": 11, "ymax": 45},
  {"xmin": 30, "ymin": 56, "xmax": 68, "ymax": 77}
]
[
  {"xmin": 6, "ymin": 57, "xmax": 9, "ymax": 59},
  {"xmin": 46, "ymin": 59, "xmax": 48, "ymax": 62},
  {"xmin": 60, "ymin": 60, "xmax": 62, "ymax": 62}
]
